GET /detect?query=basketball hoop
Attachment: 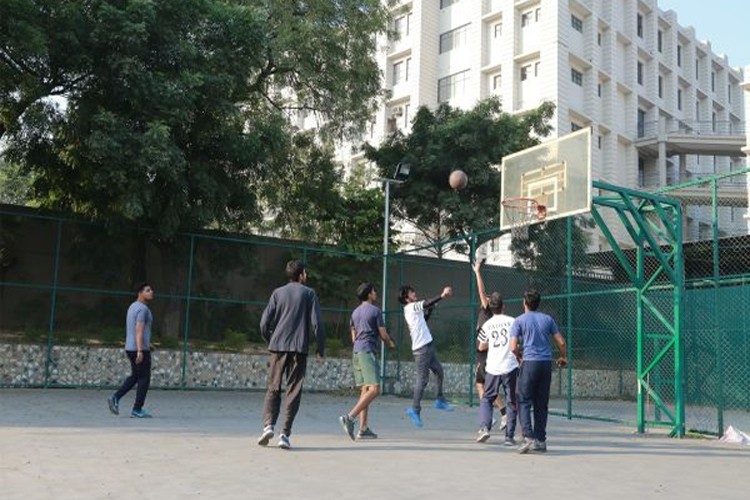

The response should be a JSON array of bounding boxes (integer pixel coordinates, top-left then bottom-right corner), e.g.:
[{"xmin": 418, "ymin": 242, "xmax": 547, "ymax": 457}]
[{"xmin": 502, "ymin": 197, "xmax": 547, "ymax": 241}]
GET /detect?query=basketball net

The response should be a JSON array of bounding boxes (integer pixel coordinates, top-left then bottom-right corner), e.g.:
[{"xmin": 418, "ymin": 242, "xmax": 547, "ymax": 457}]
[{"xmin": 502, "ymin": 197, "xmax": 547, "ymax": 241}]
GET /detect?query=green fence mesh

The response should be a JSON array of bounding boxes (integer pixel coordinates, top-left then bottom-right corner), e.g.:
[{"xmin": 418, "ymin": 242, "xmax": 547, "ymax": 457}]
[{"xmin": 2, "ymin": 169, "xmax": 750, "ymax": 437}]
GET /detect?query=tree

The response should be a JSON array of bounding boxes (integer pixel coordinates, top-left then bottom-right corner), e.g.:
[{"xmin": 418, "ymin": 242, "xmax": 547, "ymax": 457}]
[
  {"xmin": 0, "ymin": 0, "xmax": 389, "ymax": 237},
  {"xmin": 0, "ymin": 159, "xmax": 33, "ymax": 205},
  {"xmin": 510, "ymin": 216, "xmax": 595, "ymax": 278},
  {"xmin": 364, "ymin": 97, "xmax": 555, "ymax": 258}
]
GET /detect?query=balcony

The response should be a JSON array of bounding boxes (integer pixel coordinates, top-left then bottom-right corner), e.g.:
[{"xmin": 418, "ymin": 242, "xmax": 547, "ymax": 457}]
[{"xmin": 635, "ymin": 119, "xmax": 746, "ymax": 157}]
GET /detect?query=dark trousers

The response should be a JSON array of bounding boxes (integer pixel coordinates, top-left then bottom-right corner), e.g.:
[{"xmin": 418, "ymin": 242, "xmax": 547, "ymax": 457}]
[
  {"xmin": 114, "ymin": 350, "xmax": 151, "ymax": 411},
  {"xmin": 517, "ymin": 360, "xmax": 552, "ymax": 442},
  {"xmin": 262, "ymin": 351, "xmax": 308, "ymax": 436},
  {"xmin": 412, "ymin": 342, "xmax": 445, "ymax": 414},
  {"xmin": 479, "ymin": 368, "xmax": 518, "ymax": 437}
]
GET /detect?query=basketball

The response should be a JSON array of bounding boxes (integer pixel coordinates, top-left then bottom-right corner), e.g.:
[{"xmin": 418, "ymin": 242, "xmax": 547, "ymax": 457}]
[{"xmin": 449, "ymin": 170, "xmax": 468, "ymax": 190}]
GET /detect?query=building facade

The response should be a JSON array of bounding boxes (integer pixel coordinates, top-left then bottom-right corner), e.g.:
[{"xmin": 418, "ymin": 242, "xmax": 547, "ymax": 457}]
[{"xmin": 347, "ymin": 0, "xmax": 746, "ymax": 261}]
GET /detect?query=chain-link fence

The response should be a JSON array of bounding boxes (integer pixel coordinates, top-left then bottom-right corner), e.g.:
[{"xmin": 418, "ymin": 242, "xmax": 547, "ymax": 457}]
[{"xmin": 2, "ymin": 165, "xmax": 750, "ymax": 437}]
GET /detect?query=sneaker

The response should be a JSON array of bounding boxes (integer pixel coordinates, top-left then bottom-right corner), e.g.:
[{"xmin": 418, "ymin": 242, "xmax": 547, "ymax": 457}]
[
  {"xmin": 257, "ymin": 426, "xmax": 274, "ymax": 446},
  {"xmin": 339, "ymin": 414, "xmax": 356, "ymax": 441},
  {"xmin": 434, "ymin": 399, "xmax": 454, "ymax": 411},
  {"xmin": 499, "ymin": 414, "xmax": 508, "ymax": 432},
  {"xmin": 518, "ymin": 437, "xmax": 534, "ymax": 454},
  {"xmin": 107, "ymin": 395, "xmax": 119, "ymax": 416},
  {"xmin": 534, "ymin": 440, "xmax": 547, "ymax": 453},
  {"xmin": 476, "ymin": 427, "xmax": 490, "ymax": 443},
  {"xmin": 406, "ymin": 407, "xmax": 423, "ymax": 428},
  {"xmin": 504, "ymin": 436, "xmax": 517, "ymax": 447},
  {"xmin": 130, "ymin": 408, "xmax": 152, "ymax": 418},
  {"xmin": 277, "ymin": 434, "xmax": 291, "ymax": 450},
  {"xmin": 356, "ymin": 428, "xmax": 378, "ymax": 440}
]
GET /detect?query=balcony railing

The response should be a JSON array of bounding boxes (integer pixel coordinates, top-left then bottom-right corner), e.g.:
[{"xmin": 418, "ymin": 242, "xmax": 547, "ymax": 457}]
[{"xmin": 637, "ymin": 120, "xmax": 746, "ymax": 139}]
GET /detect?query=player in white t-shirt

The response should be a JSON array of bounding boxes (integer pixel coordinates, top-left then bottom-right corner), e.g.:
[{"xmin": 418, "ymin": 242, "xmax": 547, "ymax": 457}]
[
  {"xmin": 398, "ymin": 283, "xmax": 454, "ymax": 428},
  {"xmin": 475, "ymin": 292, "xmax": 519, "ymax": 446}
]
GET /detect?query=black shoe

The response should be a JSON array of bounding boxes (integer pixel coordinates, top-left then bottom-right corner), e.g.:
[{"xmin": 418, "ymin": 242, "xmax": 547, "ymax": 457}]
[
  {"xmin": 357, "ymin": 427, "xmax": 378, "ymax": 439},
  {"xmin": 339, "ymin": 414, "xmax": 355, "ymax": 440},
  {"xmin": 107, "ymin": 395, "xmax": 119, "ymax": 416},
  {"xmin": 534, "ymin": 440, "xmax": 547, "ymax": 452}
]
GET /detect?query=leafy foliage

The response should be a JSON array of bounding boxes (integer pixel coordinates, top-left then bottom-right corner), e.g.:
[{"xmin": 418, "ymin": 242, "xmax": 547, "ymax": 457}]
[
  {"xmin": 0, "ymin": 0, "xmax": 389, "ymax": 238},
  {"xmin": 364, "ymin": 97, "xmax": 555, "ymax": 257}
]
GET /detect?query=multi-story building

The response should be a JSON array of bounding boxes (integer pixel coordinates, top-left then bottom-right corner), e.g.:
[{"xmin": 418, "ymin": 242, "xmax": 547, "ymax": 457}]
[{"xmin": 347, "ymin": 0, "xmax": 746, "ymax": 261}]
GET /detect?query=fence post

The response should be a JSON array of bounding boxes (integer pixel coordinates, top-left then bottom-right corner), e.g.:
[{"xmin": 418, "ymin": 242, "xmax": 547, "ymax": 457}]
[
  {"xmin": 44, "ymin": 219, "xmax": 63, "ymax": 387},
  {"xmin": 181, "ymin": 235, "xmax": 196, "ymax": 388},
  {"xmin": 566, "ymin": 217, "xmax": 573, "ymax": 419}
]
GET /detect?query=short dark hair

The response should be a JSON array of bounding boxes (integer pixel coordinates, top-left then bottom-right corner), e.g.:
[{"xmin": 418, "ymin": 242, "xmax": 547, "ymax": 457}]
[
  {"xmin": 286, "ymin": 260, "xmax": 306, "ymax": 281},
  {"xmin": 524, "ymin": 289, "xmax": 541, "ymax": 311},
  {"xmin": 489, "ymin": 292, "xmax": 504, "ymax": 314},
  {"xmin": 398, "ymin": 285, "xmax": 414, "ymax": 305},
  {"xmin": 137, "ymin": 282, "xmax": 152, "ymax": 293},
  {"xmin": 357, "ymin": 282, "xmax": 375, "ymax": 301}
]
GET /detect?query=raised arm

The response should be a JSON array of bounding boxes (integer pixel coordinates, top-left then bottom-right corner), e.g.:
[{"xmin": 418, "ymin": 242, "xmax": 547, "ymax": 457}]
[{"xmin": 472, "ymin": 259, "xmax": 489, "ymax": 309}]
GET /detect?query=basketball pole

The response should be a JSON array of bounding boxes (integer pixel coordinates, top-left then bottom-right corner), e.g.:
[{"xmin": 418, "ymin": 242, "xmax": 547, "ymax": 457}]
[{"xmin": 377, "ymin": 161, "xmax": 410, "ymax": 394}]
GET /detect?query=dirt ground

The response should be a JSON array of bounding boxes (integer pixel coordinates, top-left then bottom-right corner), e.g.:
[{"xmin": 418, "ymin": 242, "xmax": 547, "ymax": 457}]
[{"xmin": 1, "ymin": 389, "xmax": 747, "ymax": 499}]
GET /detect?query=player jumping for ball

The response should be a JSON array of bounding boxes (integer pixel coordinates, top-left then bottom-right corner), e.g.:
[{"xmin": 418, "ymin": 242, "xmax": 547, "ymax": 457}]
[{"xmin": 398, "ymin": 283, "xmax": 454, "ymax": 427}]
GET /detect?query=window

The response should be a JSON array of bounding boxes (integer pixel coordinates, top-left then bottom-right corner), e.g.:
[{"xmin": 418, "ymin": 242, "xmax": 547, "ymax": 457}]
[
  {"xmin": 392, "ymin": 58, "xmax": 411, "ymax": 86},
  {"xmin": 439, "ymin": 24, "xmax": 470, "ymax": 54},
  {"xmin": 521, "ymin": 11, "xmax": 532, "ymax": 27},
  {"xmin": 440, "ymin": 0, "xmax": 460, "ymax": 8},
  {"xmin": 728, "ymin": 85, "xmax": 732, "ymax": 103},
  {"xmin": 493, "ymin": 22, "xmax": 502, "ymax": 38},
  {"xmin": 658, "ymin": 76, "xmax": 663, "ymax": 98},
  {"xmin": 598, "ymin": 135, "xmax": 602, "ymax": 149},
  {"xmin": 677, "ymin": 45, "xmax": 682, "ymax": 67},
  {"xmin": 597, "ymin": 32, "xmax": 602, "ymax": 46},
  {"xmin": 571, "ymin": 68, "xmax": 583, "ymax": 86},
  {"xmin": 437, "ymin": 69, "xmax": 469, "ymax": 103},
  {"xmin": 637, "ymin": 109, "xmax": 646, "ymax": 137},
  {"xmin": 403, "ymin": 104, "xmax": 410, "ymax": 128},
  {"xmin": 695, "ymin": 58, "xmax": 699, "ymax": 80},
  {"xmin": 677, "ymin": 88, "xmax": 682, "ymax": 110},
  {"xmin": 695, "ymin": 101, "xmax": 699, "ymax": 120},
  {"xmin": 636, "ymin": 14, "xmax": 643, "ymax": 38},
  {"xmin": 534, "ymin": 62, "xmax": 540, "ymax": 77},
  {"xmin": 394, "ymin": 14, "xmax": 410, "ymax": 38},
  {"xmin": 712, "ymin": 112, "xmax": 717, "ymax": 132},
  {"xmin": 492, "ymin": 72, "xmax": 502, "ymax": 90},
  {"xmin": 535, "ymin": 8, "xmax": 541, "ymax": 22},
  {"xmin": 597, "ymin": 83, "xmax": 602, "ymax": 97},
  {"xmin": 571, "ymin": 122, "xmax": 583, "ymax": 132},
  {"xmin": 711, "ymin": 71, "xmax": 715, "ymax": 92},
  {"xmin": 637, "ymin": 160, "xmax": 649, "ymax": 187},
  {"xmin": 657, "ymin": 30, "xmax": 663, "ymax": 52},
  {"xmin": 520, "ymin": 65, "xmax": 530, "ymax": 81},
  {"xmin": 571, "ymin": 15, "xmax": 583, "ymax": 33},
  {"xmin": 637, "ymin": 61, "xmax": 643, "ymax": 85}
]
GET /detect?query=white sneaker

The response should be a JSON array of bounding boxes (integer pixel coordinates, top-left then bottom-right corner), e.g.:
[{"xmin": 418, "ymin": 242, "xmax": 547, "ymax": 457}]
[
  {"xmin": 277, "ymin": 434, "xmax": 291, "ymax": 450},
  {"xmin": 257, "ymin": 426, "xmax": 274, "ymax": 446},
  {"xmin": 499, "ymin": 414, "xmax": 508, "ymax": 432}
]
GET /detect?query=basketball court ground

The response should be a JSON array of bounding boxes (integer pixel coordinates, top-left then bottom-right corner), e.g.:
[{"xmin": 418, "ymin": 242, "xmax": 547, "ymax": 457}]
[{"xmin": 1, "ymin": 389, "xmax": 747, "ymax": 499}]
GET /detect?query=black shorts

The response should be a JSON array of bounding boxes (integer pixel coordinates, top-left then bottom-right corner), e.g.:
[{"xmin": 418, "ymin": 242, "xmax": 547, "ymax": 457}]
[{"xmin": 474, "ymin": 350, "xmax": 488, "ymax": 384}]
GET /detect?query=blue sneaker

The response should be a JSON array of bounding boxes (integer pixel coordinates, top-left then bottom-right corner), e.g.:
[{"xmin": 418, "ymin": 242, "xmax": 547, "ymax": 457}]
[
  {"xmin": 107, "ymin": 395, "xmax": 119, "ymax": 415},
  {"xmin": 434, "ymin": 399, "xmax": 454, "ymax": 411},
  {"xmin": 406, "ymin": 408, "xmax": 423, "ymax": 428},
  {"xmin": 131, "ymin": 408, "xmax": 152, "ymax": 418}
]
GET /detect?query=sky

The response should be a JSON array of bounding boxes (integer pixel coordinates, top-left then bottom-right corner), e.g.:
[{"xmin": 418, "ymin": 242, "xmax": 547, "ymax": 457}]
[{"xmin": 658, "ymin": 0, "xmax": 750, "ymax": 69}]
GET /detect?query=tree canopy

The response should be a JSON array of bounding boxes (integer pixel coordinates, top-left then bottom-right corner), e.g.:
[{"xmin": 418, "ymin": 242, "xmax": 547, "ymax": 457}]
[
  {"xmin": 0, "ymin": 0, "xmax": 389, "ymax": 238},
  {"xmin": 364, "ymin": 97, "xmax": 555, "ymax": 258}
]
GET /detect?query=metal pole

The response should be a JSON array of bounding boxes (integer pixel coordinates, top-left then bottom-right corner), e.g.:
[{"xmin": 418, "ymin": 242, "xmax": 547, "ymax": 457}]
[{"xmin": 379, "ymin": 181, "xmax": 390, "ymax": 394}]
